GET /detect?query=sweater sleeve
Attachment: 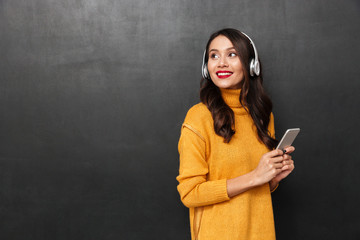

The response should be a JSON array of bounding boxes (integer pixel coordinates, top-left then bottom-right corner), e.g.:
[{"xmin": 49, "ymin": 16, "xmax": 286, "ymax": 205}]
[{"xmin": 176, "ymin": 124, "xmax": 230, "ymax": 208}]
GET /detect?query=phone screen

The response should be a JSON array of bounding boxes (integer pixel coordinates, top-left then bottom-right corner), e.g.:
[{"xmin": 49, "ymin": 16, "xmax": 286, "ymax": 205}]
[{"xmin": 276, "ymin": 128, "xmax": 300, "ymax": 150}]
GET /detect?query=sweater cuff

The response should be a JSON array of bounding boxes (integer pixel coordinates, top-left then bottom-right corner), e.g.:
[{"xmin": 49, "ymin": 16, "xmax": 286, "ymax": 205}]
[{"xmin": 217, "ymin": 179, "xmax": 231, "ymax": 201}]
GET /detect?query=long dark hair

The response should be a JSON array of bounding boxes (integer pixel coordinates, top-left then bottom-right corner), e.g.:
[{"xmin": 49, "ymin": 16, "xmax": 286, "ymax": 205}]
[{"xmin": 200, "ymin": 28, "xmax": 278, "ymax": 149}]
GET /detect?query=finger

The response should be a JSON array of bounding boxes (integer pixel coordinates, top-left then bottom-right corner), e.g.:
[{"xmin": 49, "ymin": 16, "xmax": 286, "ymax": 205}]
[
  {"xmin": 270, "ymin": 155, "xmax": 285, "ymax": 163},
  {"xmin": 266, "ymin": 149, "xmax": 284, "ymax": 158},
  {"xmin": 283, "ymin": 154, "xmax": 292, "ymax": 160},
  {"xmin": 273, "ymin": 163, "xmax": 283, "ymax": 169},
  {"xmin": 282, "ymin": 163, "xmax": 295, "ymax": 171},
  {"xmin": 282, "ymin": 160, "xmax": 294, "ymax": 166},
  {"xmin": 276, "ymin": 168, "xmax": 283, "ymax": 175},
  {"xmin": 284, "ymin": 146, "xmax": 295, "ymax": 154}
]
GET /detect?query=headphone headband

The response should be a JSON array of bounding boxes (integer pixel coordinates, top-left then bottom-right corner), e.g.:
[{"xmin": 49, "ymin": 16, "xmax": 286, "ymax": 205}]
[{"xmin": 201, "ymin": 31, "xmax": 260, "ymax": 79}]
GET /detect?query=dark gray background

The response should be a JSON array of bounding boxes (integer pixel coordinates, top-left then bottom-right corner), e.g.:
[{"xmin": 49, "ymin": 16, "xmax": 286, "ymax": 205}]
[{"xmin": 1, "ymin": 0, "xmax": 359, "ymax": 239}]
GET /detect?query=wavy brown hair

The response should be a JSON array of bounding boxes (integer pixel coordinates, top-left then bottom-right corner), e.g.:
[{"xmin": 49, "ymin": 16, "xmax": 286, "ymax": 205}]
[{"xmin": 200, "ymin": 28, "xmax": 278, "ymax": 149}]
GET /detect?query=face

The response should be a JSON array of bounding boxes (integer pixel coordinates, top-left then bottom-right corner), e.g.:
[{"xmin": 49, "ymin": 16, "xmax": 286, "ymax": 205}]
[{"xmin": 207, "ymin": 35, "xmax": 244, "ymax": 89}]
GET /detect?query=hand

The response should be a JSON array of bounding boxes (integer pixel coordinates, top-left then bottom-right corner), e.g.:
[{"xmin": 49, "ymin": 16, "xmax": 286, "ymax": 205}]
[
  {"xmin": 252, "ymin": 149, "xmax": 285, "ymax": 187},
  {"xmin": 271, "ymin": 146, "xmax": 295, "ymax": 184}
]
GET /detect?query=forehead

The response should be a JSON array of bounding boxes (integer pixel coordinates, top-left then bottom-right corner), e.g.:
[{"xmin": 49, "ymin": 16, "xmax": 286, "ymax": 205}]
[{"xmin": 209, "ymin": 35, "xmax": 234, "ymax": 51}]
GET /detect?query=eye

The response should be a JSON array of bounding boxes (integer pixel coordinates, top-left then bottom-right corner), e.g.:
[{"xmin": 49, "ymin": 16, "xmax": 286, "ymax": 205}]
[
  {"xmin": 229, "ymin": 52, "xmax": 237, "ymax": 57},
  {"xmin": 210, "ymin": 53, "xmax": 219, "ymax": 59}
]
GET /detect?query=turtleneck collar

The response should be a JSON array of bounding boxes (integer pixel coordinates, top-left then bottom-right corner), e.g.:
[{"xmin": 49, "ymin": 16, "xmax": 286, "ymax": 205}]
[{"xmin": 220, "ymin": 88, "xmax": 248, "ymax": 115}]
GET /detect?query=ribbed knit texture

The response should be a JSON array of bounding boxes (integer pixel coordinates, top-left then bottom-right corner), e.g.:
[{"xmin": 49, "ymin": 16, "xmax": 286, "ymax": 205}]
[{"xmin": 177, "ymin": 88, "xmax": 276, "ymax": 240}]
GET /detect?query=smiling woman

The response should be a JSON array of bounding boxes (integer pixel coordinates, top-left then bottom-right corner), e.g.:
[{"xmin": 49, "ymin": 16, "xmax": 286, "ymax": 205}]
[
  {"xmin": 207, "ymin": 35, "xmax": 244, "ymax": 89},
  {"xmin": 176, "ymin": 28, "xmax": 296, "ymax": 240}
]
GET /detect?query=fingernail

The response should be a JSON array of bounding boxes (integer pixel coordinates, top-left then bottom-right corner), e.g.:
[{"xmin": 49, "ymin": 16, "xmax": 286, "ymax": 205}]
[{"xmin": 283, "ymin": 149, "xmax": 287, "ymax": 154}]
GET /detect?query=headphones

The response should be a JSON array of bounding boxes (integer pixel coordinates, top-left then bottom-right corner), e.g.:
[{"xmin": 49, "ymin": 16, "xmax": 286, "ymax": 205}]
[{"xmin": 202, "ymin": 32, "xmax": 260, "ymax": 79}]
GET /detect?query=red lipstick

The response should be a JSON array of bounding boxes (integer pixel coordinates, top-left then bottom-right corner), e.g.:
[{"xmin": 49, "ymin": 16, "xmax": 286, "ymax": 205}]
[{"xmin": 216, "ymin": 71, "xmax": 233, "ymax": 79}]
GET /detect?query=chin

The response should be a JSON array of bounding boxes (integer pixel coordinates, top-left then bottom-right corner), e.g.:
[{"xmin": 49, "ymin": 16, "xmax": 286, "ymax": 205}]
[{"xmin": 213, "ymin": 81, "xmax": 240, "ymax": 89}]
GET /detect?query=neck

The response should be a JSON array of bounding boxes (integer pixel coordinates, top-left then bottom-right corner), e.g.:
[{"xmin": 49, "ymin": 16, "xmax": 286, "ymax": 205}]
[{"xmin": 220, "ymin": 88, "xmax": 247, "ymax": 115}]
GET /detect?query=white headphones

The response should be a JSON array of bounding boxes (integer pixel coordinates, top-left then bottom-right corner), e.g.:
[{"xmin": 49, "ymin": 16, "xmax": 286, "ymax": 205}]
[{"xmin": 202, "ymin": 32, "xmax": 260, "ymax": 79}]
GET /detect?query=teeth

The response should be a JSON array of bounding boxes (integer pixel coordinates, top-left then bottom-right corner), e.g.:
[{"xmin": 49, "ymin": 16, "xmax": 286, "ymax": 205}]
[{"xmin": 217, "ymin": 72, "xmax": 232, "ymax": 76}]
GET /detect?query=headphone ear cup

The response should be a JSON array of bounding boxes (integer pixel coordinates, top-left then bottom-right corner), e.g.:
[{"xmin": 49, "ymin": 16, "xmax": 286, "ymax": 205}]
[
  {"xmin": 202, "ymin": 63, "xmax": 209, "ymax": 79},
  {"xmin": 249, "ymin": 59, "xmax": 255, "ymax": 77},
  {"xmin": 253, "ymin": 60, "xmax": 260, "ymax": 76},
  {"xmin": 249, "ymin": 58, "xmax": 260, "ymax": 77}
]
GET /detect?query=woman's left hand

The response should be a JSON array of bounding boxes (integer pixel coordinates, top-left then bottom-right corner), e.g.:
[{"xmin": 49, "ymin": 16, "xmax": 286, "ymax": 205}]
[{"xmin": 271, "ymin": 146, "xmax": 295, "ymax": 184}]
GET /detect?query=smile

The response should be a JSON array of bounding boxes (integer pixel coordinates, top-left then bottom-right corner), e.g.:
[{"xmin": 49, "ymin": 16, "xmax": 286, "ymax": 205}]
[{"xmin": 216, "ymin": 71, "xmax": 233, "ymax": 79}]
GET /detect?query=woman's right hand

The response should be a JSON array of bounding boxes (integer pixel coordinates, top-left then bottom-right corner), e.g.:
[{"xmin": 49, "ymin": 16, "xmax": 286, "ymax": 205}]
[{"xmin": 252, "ymin": 149, "xmax": 285, "ymax": 186}]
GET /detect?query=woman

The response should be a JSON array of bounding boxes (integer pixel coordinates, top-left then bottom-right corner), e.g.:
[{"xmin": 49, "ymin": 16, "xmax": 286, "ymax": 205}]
[{"xmin": 176, "ymin": 28, "xmax": 295, "ymax": 240}]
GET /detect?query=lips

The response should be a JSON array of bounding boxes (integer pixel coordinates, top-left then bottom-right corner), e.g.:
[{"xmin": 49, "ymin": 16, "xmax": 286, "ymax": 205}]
[{"xmin": 216, "ymin": 71, "xmax": 233, "ymax": 79}]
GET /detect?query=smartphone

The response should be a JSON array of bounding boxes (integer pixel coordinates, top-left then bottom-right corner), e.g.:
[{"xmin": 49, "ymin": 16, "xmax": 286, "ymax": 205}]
[{"xmin": 276, "ymin": 128, "xmax": 300, "ymax": 150}]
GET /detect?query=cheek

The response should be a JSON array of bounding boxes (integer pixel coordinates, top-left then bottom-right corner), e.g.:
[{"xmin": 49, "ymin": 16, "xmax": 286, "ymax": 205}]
[
  {"xmin": 234, "ymin": 61, "xmax": 243, "ymax": 70},
  {"xmin": 235, "ymin": 64, "xmax": 244, "ymax": 76},
  {"xmin": 207, "ymin": 62, "xmax": 217, "ymax": 75}
]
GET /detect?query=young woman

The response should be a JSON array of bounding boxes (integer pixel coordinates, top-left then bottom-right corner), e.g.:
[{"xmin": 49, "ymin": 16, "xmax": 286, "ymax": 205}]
[{"xmin": 176, "ymin": 28, "xmax": 295, "ymax": 240}]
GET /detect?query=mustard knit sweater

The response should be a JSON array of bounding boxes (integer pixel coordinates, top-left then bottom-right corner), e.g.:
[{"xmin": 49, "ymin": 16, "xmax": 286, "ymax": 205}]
[{"xmin": 177, "ymin": 88, "xmax": 276, "ymax": 240}]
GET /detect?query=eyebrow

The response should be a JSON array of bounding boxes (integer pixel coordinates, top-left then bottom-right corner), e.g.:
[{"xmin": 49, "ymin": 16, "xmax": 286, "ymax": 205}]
[{"xmin": 209, "ymin": 47, "xmax": 236, "ymax": 52}]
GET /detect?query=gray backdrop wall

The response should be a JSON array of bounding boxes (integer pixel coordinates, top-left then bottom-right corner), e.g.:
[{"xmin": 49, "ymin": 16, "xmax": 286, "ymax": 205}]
[{"xmin": 1, "ymin": 0, "xmax": 359, "ymax": 239}]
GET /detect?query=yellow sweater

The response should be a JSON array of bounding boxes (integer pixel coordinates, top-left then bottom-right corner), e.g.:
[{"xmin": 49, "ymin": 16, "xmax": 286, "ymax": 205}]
[{"xmin": 177, "ymin": 88, "xmax": 276, "ymax": 240}]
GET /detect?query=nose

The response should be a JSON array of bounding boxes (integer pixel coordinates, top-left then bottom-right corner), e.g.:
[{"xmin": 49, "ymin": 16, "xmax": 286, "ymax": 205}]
[{"xmin": 218, "ymin": 56, "xmax": 228, "ymax": 67}]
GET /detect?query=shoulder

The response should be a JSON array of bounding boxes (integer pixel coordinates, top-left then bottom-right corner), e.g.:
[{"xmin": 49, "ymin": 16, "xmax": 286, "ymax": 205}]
[
  {"xmin": 184, "ymin": 103, "xmax": 211, "ymax": 120},
  {"xmin": 182, "ymin": 103, "xmax": 213, "ymax": 138}
]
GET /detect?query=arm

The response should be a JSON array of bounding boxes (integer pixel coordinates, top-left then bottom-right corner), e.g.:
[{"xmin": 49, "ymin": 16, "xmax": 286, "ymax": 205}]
[
  {"xmin": 227, "ymin": 149, "xmax": 286, "ymax": 197},
  {"xmin": 227, "ymin": 113, "xmax": 291, "ymax": 197},
  {"xmin": 176, "ymin": 125, "xmax": 230, "ymax": 208},
  {"xmin": 177, "ymin": 124, "xmax": 287, "ymax": 202}
]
